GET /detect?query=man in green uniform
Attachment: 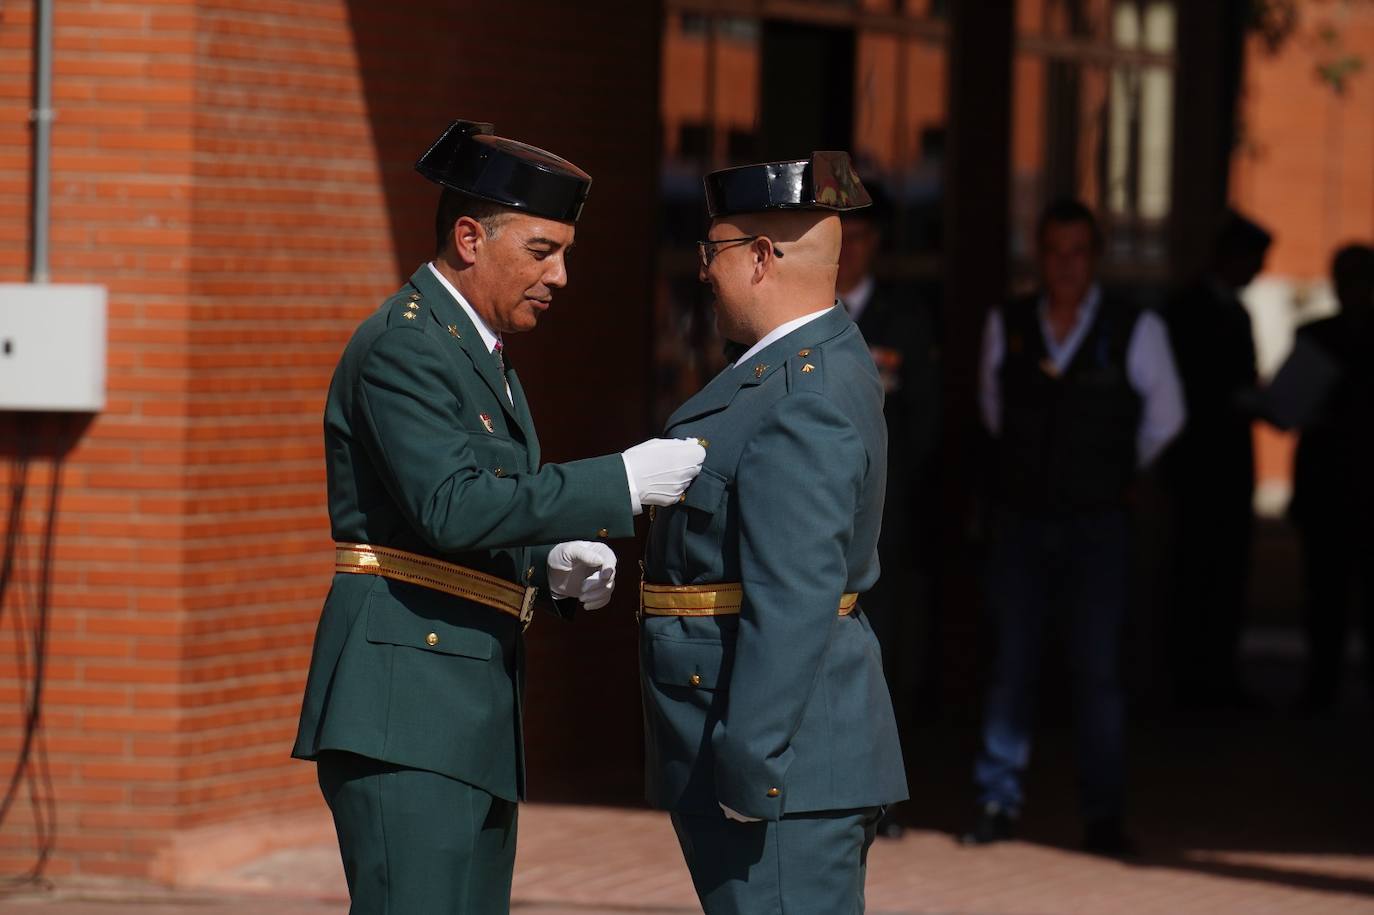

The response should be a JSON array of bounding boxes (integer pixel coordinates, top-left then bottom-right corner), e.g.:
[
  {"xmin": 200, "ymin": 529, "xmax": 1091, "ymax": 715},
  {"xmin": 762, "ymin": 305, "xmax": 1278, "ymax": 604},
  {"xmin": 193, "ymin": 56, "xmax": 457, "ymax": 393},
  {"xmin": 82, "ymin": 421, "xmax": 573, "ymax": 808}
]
[
  {"xmin": 639, "ymin": 153, "xmax": 908, "ymax": 915},
  {"xmin": 292, "ymin": 120, "xmax": 705, "ymax": 914}
]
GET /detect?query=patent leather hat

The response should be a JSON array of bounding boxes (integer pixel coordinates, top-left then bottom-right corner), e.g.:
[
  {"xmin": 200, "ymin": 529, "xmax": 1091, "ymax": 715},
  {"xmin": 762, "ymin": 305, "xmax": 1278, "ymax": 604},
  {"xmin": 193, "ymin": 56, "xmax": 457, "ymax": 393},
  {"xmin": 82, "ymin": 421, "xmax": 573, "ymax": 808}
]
[
  {"xmin": 416, "ymin": 120, "xmax": 592, "ymax": 223},
  {"xmin": 703, "ymin": 151, "xmax": 871, "ymax": 218}
]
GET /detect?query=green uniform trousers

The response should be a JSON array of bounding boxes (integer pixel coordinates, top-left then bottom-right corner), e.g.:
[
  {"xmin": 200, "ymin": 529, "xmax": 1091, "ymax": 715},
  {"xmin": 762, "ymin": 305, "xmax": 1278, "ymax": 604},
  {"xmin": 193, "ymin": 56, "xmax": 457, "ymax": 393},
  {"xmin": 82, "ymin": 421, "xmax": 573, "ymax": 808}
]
[
  {"xmin": 670, "ymin": 807, "xmax": 881, "ymax": 915},
  {"xmin": 317, "ymin": 751, "xmax": 517, "ymax": 915}
]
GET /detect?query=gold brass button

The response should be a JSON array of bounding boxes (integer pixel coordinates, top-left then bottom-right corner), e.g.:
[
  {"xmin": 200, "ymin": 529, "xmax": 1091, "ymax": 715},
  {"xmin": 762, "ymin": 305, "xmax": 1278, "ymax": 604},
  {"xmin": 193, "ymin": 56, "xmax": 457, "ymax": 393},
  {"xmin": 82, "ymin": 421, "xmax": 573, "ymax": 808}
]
[
  {"xmin": 493, "ymin": 467, "xmax": 505, "ymax": 477},
  {"xmin": 425, "ymin": 632, "xmax": 439, "ymax": 647},
  {"xmin": 526, "ymin": 565, "xmax": 536, "ymax": 583},
  {"xmin": 597, "ymin": 528, "xmax": 609, "ymax": 538},
  {"xmin": 753, "ymin": 363, "xmax": 767, "ymax": 378},
  {"xmin": 677, "ymin": 493, "xmax": 686, "ymax": 503},
  {"xmin": 798, "ymin": 348, "xmax": 811, "ymax": 357},
  {"xmin": 767, "ymin": 787, "xmax": 780, "ymax": 798},
  {"xmin": 801, "ymin": 363, "xmax": 815, "ymax": 374},
  {"xmin": 696, "ymin": 438, "xmax": 709, "ymax": 448},
  {"xmin": 689, "ymin": 674, "xmax": 702, "ymax": 687}
]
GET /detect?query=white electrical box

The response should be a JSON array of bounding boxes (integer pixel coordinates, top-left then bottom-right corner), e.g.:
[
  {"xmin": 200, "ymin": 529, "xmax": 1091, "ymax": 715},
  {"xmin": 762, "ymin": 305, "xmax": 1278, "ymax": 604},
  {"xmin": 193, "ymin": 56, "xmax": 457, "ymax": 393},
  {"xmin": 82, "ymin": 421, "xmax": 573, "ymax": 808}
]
[{"xmin": 0, "ymin": 284, "xmax": 107, "ymax": 412}]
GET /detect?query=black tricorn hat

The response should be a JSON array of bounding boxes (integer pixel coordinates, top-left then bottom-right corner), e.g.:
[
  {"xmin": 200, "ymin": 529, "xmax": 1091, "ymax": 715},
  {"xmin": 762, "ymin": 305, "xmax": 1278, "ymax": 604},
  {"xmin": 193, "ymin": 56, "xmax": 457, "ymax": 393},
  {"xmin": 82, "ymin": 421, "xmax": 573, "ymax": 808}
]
[
  {"xmin": 416, "ymin": 120, "xmax": 592, "ymax": 223},
  {"xmin": 704, "ymin": 151, "xmax": 872, "ymax": 219}
]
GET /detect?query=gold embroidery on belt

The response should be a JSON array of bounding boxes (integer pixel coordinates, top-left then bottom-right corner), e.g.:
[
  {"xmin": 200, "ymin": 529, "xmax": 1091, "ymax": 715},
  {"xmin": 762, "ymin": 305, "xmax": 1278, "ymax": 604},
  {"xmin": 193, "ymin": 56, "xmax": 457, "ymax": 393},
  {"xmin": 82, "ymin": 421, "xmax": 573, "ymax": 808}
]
[
  {"xmin": 335, "ymin": 542, "xmax": 537, "ymax": 626},
  {"xmin": 640, "ymin": 581, "xmax": 859, "ymax": 617}
]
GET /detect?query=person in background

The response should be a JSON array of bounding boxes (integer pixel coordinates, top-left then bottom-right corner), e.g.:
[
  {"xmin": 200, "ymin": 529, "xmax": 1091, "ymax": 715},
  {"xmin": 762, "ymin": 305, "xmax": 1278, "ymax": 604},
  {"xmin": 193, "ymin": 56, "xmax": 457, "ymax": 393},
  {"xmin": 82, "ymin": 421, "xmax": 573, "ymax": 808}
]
[
  {"xmin": 837, "ymin": 185, "xmax": 942, "ymax": 838},
  {"xmin": 1163, "ymin": 211, "xmax": 1272, "ymax": 712},
  {"xmin": 1276, "ymin": 244, "xmax": 1374, "ymax": 716},
  {"xmin": 964, "ymin": 199, "xmax": 1184, "ymax": 856}
]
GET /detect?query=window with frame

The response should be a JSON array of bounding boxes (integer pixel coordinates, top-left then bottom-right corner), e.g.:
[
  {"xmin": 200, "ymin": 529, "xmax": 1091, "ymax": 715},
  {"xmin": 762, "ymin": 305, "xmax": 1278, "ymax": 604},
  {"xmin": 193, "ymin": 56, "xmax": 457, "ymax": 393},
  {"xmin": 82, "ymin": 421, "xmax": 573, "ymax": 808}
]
[{"xmin": 1011, "ymin": 0, "xmax": 1179, "ymax": 286}]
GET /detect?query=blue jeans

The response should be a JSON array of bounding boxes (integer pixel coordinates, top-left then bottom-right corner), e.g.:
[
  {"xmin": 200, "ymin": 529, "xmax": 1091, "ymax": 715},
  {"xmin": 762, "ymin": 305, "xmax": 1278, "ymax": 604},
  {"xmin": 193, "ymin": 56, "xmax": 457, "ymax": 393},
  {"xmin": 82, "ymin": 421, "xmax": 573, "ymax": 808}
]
[{"xmin": 973, "ymin": 509, "xmax": 1128, "ymax": 821}]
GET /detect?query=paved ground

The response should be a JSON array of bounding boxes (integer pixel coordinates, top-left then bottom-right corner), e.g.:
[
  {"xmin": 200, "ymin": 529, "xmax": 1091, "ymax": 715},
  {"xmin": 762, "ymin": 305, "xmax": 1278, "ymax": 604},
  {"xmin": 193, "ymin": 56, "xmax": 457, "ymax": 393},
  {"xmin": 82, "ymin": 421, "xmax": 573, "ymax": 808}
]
[
  {"xmin": 3, "ymin": 805, "xmax": 1373, "ymax": 915},
  {"xmin": 2, "ymin": 621, "xmax": 1370, "ymax": 915},
  {"xmin": 3, "ymin": 692, "xmax": 1371, "ymax": 915}
]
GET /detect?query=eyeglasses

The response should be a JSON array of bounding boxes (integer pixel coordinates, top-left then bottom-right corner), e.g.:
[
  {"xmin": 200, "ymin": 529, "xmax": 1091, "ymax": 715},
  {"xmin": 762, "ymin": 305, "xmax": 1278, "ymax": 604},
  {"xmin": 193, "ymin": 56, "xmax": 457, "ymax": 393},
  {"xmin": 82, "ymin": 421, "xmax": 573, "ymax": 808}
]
[{"xmin": 696, "ymin": 235, "xmax": 785, "ymax": 269}]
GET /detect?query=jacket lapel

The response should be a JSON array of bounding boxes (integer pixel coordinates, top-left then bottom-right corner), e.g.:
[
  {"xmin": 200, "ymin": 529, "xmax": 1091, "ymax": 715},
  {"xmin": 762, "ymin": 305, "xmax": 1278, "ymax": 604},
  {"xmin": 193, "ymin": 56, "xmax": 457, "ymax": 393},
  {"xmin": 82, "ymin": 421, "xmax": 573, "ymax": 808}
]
[
  {"xmin": 408, "ymin": 265, "xmax": 523, "ymax": 431},
  {"xmin": 505, "ymin": 368, "xmax": 540, "ymax": 465},
  {"xmin": 665, "ymin": 361, "xmax": 751, "ymax": 429}
]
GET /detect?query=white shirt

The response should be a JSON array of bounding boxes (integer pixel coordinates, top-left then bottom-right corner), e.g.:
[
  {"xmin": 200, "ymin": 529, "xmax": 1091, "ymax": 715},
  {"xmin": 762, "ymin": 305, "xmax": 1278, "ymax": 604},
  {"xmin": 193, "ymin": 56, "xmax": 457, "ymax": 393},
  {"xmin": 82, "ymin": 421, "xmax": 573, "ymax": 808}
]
[
  {"xmin": 839, "ymin": 275, "xmax": 876, "ymax": 323},
  {"xmin": 427, "ymin": 262, "xmax": 511, "ymax": 404},
  {"xmin": 978, "ymin": 284, "xmax": 1186, "ymax": 467},
  {"xmin": 732, "ymin": 305, "xmax": 839, "ymax": 368}
]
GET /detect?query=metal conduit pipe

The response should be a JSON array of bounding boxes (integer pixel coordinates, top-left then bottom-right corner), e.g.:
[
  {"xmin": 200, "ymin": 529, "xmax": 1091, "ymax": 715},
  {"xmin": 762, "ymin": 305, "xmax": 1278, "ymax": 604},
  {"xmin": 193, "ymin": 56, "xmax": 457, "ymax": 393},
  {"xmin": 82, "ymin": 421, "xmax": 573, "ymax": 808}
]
[{"xmin": 31, "ymin": 0, "xmax": 54, "ymax": 283}]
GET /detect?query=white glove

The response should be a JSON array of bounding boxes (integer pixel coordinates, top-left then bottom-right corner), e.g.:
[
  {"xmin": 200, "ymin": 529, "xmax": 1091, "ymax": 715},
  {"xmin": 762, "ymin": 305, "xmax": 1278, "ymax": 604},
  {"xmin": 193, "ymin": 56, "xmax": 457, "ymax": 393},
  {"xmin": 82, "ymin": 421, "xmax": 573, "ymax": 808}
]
[
  {"xmin": 720, "ymin": 803, "xmax": 761, "ymax": 823},
  {"xmin": 547, "ymin": 541, "xmax": 618, "ymax": 611},
  {"xmin": 622, "ymin": 438, "xmax": 707, "ymax": 514}
]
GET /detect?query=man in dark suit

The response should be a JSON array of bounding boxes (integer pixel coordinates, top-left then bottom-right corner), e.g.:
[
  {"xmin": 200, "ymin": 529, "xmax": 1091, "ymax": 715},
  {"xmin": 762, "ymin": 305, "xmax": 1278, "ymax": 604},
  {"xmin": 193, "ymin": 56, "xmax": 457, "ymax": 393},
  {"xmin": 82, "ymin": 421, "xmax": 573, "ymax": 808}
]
[
  {"xmin": 1163, "ymin": 211, "xmax": 1272, "ymax": 711},
  {"xmin": 291, "ymin": 121, "xmax": 705, "ymax": 914},
  {"xmin": 837, "ymin": 186, "xmax": 941, "ymax": 836},
  {"xmin": 1281, "ymin": 244, "xmax": 1374, "ymax": 714}
]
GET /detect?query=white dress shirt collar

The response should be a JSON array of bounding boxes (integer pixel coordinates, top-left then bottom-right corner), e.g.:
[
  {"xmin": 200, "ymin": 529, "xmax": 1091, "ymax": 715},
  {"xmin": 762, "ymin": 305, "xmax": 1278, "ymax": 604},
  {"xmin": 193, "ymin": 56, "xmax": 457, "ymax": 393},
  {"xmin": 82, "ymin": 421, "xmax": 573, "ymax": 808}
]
[
  {"xmin": 732, "ymin": 305, "xmax": 838, "ymax": 369},
  {"xmin": 427, "ymin": 261, "xmax": 500, "ymax": 354},
  {"xmin": 1036, "ymin": 283, "xmax": 1102, "ymax": 372}
]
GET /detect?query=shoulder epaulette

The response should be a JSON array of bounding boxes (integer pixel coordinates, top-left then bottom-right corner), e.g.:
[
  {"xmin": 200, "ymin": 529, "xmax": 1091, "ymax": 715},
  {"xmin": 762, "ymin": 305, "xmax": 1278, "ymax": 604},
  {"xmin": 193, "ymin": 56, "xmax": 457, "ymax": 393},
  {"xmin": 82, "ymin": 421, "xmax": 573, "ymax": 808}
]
[
  {"xmin": 786, "ymin": 345, "xmax": 824, "ymax": 391},
  {"xmin": 386, "ymin": 287, "xmax": 428, "ymax": 328}
]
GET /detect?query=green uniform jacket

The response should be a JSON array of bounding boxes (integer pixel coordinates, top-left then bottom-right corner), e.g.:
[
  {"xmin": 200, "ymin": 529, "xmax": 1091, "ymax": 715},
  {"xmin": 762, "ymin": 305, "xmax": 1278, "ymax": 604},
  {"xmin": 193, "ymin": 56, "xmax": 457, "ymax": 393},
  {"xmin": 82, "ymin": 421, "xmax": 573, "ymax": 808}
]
[
  {"xmin": 292, "ymin": 264, "xmax": 633, "ymax": 802},
  {"xmin": 640, "ymin": 306, "xmax": 909, "ymax": 821}
]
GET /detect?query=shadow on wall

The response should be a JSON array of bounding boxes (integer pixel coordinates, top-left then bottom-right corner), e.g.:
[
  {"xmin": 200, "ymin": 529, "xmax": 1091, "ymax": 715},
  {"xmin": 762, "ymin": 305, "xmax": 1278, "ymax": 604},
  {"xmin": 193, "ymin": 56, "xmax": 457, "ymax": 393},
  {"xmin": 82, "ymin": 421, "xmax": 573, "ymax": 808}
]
[{"xmin": 340, "ymin": 0, "xmax": 664, "ymax": 804}]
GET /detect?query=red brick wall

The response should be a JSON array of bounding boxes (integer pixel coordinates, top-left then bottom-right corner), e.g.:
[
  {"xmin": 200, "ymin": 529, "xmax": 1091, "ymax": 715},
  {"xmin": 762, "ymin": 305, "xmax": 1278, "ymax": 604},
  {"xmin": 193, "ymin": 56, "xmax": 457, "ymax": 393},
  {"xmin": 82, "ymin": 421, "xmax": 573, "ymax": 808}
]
[
  {"xmin": 0, "ymin": 0, "xmax": 660, "ymax": 882},
  {"xmin": 1229, "ymin": 6, "xmax": 1374, "ymax": 492},
  {"xmin": 1232, "ymin": 6, "xmax": 1374, "ymax": 279}
]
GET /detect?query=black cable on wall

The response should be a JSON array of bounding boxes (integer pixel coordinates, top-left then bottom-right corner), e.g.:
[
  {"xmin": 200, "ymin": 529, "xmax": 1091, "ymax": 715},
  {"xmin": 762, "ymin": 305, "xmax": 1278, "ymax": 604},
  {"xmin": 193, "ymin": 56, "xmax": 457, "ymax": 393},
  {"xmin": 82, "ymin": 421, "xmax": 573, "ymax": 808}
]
[{"xmin": 0, "ymin": 414, "xmax": 63, "ymax": 887}]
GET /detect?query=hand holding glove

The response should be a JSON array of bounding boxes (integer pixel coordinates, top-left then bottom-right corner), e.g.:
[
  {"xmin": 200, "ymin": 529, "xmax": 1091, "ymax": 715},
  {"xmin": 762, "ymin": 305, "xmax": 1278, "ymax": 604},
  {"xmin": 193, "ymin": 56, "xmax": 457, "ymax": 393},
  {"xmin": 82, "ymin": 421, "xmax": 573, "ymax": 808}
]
[
  {"xmin": 547, "ymin": 541, "xmax": 618, "ymax": 611},
  {"xmin": 621, "ymin": 438, "xmax": 707, "ymax": 513}
]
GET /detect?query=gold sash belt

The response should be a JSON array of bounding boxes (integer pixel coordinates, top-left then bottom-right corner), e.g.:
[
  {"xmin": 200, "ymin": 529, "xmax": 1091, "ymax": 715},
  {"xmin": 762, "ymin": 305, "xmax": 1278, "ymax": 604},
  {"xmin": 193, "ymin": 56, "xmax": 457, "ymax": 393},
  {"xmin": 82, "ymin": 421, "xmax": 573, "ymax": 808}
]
[
  {"xmin": 639, "ymin": 581, "xmax": 858, "ymax": 617},
  {"xmin": 335, "ymin": 542, "xmax": 537, "ymax": 627}
]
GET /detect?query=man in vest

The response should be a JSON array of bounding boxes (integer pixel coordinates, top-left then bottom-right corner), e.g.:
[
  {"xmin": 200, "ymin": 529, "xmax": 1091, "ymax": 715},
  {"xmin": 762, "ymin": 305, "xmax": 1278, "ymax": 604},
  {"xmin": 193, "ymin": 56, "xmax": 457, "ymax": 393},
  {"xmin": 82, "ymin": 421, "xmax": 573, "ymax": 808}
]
[
  {"xmin": 639, "ymin": 152, "xmax": 907, "ymax": 914},
  {"xmin": 292, "ymin": 120, "xmax": 705, "ymax": 913},
  {"xmin": 962, "ymin": 199, "xmax": 1184, "ymax": 855}
]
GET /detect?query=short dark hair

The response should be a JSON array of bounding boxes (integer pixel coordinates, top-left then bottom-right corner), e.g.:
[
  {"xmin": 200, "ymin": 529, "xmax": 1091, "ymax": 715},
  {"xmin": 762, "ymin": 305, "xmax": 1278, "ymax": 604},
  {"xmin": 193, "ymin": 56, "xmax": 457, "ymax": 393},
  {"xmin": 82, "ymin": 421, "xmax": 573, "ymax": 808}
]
[
  {"xmin": 1213, "ymin": 210, "xmax": 1273, "ymax": 263},
  {"xmin": 434, "ymin": 187, "xmax": 516, "ymax": 256},
  {"xmin": 1332, "ymin": 243, "xmax": 1374, "ymax": 311},
  {"xmin": 1037, "ymin": 197, "xmax": 1102, "ymax": 251},
  {"xmin": 1332, "ymin": 243, "xmax": 1374, "ymax": 284}
]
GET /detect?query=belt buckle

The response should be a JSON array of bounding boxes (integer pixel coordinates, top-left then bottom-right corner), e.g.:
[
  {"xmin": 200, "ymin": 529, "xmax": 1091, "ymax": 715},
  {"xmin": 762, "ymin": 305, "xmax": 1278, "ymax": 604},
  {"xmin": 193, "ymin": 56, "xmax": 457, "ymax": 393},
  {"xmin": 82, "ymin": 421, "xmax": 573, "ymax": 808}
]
[{"xmin": 519, "ymin": 586, "xmax": 537, "ymax": 632}]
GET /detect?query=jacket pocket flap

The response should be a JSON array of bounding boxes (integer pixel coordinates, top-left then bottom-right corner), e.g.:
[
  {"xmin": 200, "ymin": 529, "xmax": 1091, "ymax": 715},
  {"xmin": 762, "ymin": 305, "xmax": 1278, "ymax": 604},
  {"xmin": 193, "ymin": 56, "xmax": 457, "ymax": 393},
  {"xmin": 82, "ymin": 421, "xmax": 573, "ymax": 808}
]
[
  {"xmin": 682, "ymin": 466, "xmax": 729, "ymax": 514},
  {"xmin": 366, "ymin": 599, "xmax": 494, "ymax": 660},
  {"xmin": 648, "ymin": 636, "xmax": 731, "ymax": 691}
]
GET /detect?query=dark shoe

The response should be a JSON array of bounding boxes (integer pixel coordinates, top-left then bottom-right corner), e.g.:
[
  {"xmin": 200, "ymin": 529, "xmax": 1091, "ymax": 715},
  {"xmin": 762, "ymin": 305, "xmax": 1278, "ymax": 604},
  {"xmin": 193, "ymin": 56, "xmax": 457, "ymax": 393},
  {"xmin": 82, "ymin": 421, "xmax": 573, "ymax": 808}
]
[
  {"xmin": 959, "ymin": 802, "xmax": 1017, "ymax": 846},
  {"xmin": 1083, "ymin": 816, "xmax": 1138, "ymax": 858},
  {"xmin": 875, "ymin": 808, "xmax": 904, "ymax": 840}
]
